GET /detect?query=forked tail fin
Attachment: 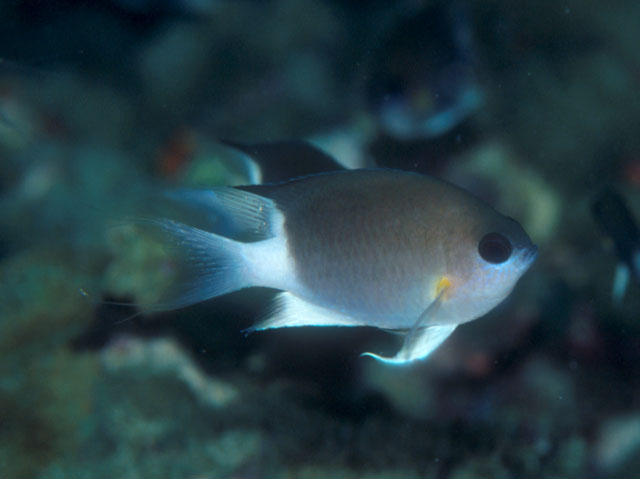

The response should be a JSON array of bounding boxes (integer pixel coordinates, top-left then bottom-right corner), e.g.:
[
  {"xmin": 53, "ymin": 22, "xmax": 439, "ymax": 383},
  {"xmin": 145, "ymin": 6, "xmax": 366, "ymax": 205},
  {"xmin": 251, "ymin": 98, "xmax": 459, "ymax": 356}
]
[{"xmin": 127, "ymin": 218, "xmax": 252, "ymax": 311}]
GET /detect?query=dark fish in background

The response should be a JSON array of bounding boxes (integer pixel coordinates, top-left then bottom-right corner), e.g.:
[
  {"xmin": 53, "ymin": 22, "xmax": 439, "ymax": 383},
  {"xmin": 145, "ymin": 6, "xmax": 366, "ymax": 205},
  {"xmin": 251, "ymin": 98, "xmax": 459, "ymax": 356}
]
[
  {"xmin": 365, "ymin": 2, "xmax": 483, "ymax": 140},
  {"xmin": 135, "ymin": 144, "xmax": 537, "ymax": 364},
  {"xmin": 221, "ymin": 140, "xmax": 346, "ymax": 183},
  {"xmin": 160, "ymin": 141, "xmax": 347, "ymax": 240},
  {"xmin": 592, "ymin": 187, "xmax": 640, "ymax": 303}
]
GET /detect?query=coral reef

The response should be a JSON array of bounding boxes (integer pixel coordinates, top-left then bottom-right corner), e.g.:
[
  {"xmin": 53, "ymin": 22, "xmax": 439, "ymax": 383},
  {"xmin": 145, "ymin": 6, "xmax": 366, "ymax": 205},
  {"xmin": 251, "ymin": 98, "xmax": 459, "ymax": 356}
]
[{"xmin": 1, "ymin": 0, "xmax": 639, "ymax": 477}]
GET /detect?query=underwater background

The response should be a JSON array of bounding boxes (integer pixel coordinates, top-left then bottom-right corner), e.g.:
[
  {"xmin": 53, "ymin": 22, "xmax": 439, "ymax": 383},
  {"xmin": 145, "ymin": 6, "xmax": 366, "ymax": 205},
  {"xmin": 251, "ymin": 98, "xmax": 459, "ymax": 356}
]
[{"xmin": 1, "ymin": 0, "xmax": 640, "ymax": 477}]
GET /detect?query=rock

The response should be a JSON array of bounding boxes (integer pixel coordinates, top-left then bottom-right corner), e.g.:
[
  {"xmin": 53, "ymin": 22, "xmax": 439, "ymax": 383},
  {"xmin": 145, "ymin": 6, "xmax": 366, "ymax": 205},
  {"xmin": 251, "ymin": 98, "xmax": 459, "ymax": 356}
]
[{"xmin": 101, "ymin": 336, "xmax": 239, "ymax": 408}]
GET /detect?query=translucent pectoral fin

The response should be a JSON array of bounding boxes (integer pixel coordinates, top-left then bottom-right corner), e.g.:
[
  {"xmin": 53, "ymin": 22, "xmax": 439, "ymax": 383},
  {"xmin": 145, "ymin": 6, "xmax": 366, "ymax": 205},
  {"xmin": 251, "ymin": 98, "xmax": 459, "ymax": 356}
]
[{"xmin": 361, "ymin": 324, "xmax": 457, "ymax": 364}]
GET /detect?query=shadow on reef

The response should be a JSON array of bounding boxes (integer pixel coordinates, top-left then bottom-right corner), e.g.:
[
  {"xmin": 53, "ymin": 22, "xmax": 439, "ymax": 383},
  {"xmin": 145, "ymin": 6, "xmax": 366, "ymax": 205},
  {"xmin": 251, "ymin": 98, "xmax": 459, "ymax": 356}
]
[
  {"xmin": 71, "ymin": 268, "xmax": 640, "ymax": 426},
  {"xmin": 71, "ymin": 288, "xmax": 394, "ymax": 419}
]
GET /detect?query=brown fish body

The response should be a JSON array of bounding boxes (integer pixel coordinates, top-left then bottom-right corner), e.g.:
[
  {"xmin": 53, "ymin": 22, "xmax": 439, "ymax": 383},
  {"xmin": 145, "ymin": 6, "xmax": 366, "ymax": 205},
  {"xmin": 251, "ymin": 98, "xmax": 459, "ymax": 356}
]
[
  {"xmin": 148, "ymin": 160, "xmax": 536, "ymax": 363},
  {"xmin": 246, "ymin": 169, "xmax": 527, "ymax": 329}
]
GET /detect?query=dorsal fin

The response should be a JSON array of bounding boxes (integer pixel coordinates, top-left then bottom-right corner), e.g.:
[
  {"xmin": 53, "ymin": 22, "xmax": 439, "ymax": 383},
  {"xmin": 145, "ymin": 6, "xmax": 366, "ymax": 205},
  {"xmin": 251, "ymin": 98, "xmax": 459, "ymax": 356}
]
[{"xmin": 221, "ymin": 140, "xmax": 345, "ymax": 184}]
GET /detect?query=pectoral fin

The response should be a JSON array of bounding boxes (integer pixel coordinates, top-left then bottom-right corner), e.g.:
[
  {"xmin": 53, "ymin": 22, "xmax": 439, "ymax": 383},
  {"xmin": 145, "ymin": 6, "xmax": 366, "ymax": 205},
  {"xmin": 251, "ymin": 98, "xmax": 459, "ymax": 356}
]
[{"xmin": 362, "ymin": 285, "xmax": 456, "ymax": 364}]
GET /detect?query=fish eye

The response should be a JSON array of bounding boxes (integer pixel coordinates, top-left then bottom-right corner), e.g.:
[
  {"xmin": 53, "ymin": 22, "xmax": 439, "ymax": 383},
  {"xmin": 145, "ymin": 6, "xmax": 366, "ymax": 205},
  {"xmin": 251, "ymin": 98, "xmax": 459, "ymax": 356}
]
[{"xmin": 478, "ymin": 232, "xmax": 512, "ymax": 264}]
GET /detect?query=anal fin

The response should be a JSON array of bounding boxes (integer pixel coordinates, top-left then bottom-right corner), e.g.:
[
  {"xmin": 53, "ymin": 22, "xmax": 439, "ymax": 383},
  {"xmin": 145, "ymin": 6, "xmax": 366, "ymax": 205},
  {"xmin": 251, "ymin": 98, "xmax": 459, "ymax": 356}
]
[{"xmin": 246, "ymin": 292, "xmax": 363, "ymax": 333}]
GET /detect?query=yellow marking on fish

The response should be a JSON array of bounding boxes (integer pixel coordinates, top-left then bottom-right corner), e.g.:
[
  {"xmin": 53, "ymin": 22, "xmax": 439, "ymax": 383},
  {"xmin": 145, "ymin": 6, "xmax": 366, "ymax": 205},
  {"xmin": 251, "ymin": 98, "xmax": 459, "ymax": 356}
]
[{"xmin": 435, "ymin": 276, "xmax": 452, "ymax": 299}]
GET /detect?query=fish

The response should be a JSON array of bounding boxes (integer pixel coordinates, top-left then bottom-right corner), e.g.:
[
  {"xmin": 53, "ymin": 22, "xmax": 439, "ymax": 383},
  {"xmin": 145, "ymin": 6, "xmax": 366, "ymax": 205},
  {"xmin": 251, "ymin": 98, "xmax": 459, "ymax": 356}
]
[
  {"xmin": 592, "ymin": 187, "xmax": 640, "ymax": 304},
  {"xmin": 138, "ymin": 146, "xmax": 537, "ymax": 365},
  {"xmin": 221, "ymin": 140, "xmax": 347, "ymax": 184},
  {"xmin": 365, "ymin": 2, "xmax": 482, "ymax": 140}
]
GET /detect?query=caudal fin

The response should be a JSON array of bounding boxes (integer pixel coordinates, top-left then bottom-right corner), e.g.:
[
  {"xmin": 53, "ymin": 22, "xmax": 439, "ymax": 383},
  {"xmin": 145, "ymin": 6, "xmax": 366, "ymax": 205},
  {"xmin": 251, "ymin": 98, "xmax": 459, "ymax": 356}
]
[{"xmin": 131, "ymin": 218, "xmax": 252, "ymax": 311}]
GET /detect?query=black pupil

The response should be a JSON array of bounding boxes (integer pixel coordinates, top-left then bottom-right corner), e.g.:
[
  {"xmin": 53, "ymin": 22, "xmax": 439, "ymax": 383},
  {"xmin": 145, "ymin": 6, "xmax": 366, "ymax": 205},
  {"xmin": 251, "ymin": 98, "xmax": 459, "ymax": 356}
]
[{"xmin": 478, "ymin": 232, "xmax": 512, "ymax": 264}]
